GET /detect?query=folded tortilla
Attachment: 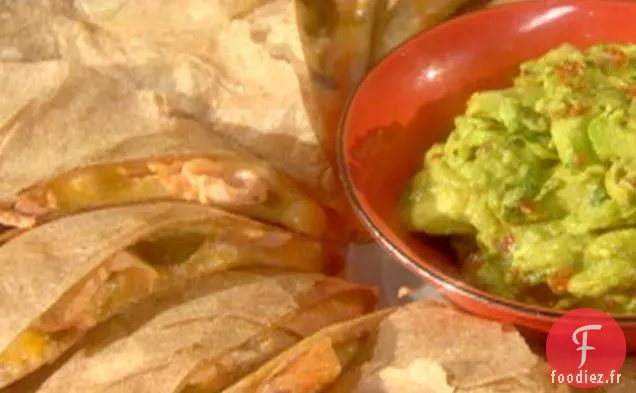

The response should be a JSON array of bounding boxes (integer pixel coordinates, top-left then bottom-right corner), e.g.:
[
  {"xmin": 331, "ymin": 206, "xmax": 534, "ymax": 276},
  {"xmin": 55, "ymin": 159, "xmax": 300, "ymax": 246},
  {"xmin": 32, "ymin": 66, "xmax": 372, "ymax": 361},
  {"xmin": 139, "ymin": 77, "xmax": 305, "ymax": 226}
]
[
  {"xmin": 28, "ymin": 270, "xmax": 375, "ymax": 393},
  {"xmin": 0, "ymin": 201, "xmax": 330, "ymax": 389},
  {"xmin": 224, "ymin": 301, "xmax": 570, "ymax": 393},
  {"xmin": 0, "ymin": 63, "xmax": 327, "ymax": 238}
]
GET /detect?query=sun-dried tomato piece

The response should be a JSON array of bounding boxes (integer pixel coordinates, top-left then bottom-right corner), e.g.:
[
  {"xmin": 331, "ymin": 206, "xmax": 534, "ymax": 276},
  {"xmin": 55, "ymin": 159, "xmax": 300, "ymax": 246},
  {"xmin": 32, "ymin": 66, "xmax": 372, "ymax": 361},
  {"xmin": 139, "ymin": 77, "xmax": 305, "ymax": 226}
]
[
  {"xmin": 625, "ymin": 85, "xmax": 636, "ymax": 99},
  {"xmin": 547, "ymin": 267, "xmax": 575, "ymax": 295},
  {"xmin": 556, "ymin": 61, "xmax": 583, "ymax": 83},
  {"xmin": 604, "ymin": 47, "xmax": 628, "ymax": 68}
]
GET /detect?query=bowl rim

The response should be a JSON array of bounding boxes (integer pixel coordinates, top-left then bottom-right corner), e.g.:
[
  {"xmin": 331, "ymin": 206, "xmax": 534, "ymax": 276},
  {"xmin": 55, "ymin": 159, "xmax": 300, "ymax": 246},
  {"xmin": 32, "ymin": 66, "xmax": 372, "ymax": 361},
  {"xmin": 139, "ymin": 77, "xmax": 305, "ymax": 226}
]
[{"xmin": 337, "ymin": 0, "xmax": 636, "ymax": 323}]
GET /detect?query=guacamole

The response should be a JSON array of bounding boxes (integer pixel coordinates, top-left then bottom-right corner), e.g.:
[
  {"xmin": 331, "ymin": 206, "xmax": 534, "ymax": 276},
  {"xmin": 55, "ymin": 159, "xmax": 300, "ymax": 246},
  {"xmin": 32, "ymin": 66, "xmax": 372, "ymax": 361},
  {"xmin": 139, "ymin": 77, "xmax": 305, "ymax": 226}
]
[{"xmin": 401, "ymin": 43, "xmax": 636, "ymax": 313}]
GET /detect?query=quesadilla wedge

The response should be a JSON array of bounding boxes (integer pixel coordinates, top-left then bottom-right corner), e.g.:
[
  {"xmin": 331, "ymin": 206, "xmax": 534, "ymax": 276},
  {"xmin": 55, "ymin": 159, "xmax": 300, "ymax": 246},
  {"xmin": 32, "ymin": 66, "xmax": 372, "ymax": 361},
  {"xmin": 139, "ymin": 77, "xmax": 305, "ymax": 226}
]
[
  {"xmin": 224, "ymin": 301, "xmax": 570, "ymax": 393},
  {"xmin": 0, "ymin": 60, "xmax": 328, "ymax": 238},
  {"xmin": 31, "ymin": 270, "xmax": 376, "ymax": 393},
  {"xmin": 0, "ymin": 201, "xmax": 331, "ymax": 389},
  {"xmin": 0, "ymin": 115, "xmax": 327, "ymax": 238}
]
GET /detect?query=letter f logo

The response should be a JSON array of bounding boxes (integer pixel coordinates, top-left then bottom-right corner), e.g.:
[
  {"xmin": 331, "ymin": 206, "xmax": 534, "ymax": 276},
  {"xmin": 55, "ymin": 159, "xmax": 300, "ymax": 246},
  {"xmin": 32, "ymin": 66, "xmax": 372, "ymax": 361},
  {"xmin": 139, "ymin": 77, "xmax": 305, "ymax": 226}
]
[{"xmin": 572, "ymin": 324, "xmax": 602, "ymax": 368}]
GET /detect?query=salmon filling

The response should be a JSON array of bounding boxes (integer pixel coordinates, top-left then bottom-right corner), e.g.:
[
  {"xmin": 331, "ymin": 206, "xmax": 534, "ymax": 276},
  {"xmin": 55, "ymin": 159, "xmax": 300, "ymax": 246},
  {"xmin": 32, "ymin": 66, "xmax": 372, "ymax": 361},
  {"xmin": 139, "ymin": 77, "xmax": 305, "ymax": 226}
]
[
  {"xmin": 0, "ymin": 222, "xmax": 323, "ymax": 379},
  {"xmin": 0, "ymin": 156, "xmax": 326, "ymax": 237}
]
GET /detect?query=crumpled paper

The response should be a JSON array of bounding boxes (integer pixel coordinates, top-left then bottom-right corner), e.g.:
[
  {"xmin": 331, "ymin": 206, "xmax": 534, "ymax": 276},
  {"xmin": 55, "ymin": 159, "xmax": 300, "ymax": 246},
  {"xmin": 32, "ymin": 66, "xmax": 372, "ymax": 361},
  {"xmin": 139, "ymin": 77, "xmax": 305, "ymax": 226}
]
[{"xmin": 0, "ymin": 0, "xmax": 338, "ymax": 207}]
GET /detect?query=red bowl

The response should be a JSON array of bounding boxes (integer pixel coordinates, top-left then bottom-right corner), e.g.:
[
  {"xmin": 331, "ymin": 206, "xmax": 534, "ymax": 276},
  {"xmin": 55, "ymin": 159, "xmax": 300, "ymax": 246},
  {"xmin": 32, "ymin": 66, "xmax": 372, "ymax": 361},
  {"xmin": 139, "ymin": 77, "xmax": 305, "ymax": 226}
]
[{"xmin": 339, "ymin": 0, "xmax": 636, "ymax": 350}]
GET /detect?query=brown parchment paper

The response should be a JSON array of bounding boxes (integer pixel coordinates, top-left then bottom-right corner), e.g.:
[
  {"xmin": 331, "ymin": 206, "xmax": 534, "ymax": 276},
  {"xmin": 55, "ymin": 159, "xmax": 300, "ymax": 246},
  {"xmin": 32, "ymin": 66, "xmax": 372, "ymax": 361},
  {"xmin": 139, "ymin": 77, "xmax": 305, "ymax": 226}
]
[{"xmin": 0, "ymin": 0, "xmax": 338, "ymax": 208}]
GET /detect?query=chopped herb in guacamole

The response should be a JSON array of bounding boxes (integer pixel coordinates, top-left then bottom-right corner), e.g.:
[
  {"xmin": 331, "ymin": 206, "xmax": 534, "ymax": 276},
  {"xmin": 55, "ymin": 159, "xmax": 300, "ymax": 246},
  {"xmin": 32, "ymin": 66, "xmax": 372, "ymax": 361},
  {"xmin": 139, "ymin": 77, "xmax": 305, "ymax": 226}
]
[{"xmin": 401, "ymin": 43, "xmax": 636, "ymax": 313}]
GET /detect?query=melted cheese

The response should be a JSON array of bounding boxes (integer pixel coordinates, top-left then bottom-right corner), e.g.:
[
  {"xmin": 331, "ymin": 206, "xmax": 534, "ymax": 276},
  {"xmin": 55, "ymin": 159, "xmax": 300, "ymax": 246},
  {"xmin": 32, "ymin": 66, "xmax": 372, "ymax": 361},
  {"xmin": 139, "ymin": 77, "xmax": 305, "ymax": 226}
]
[{"xmin": 0, "ymin": 328, "xmax": 49, "ymax": 369}]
